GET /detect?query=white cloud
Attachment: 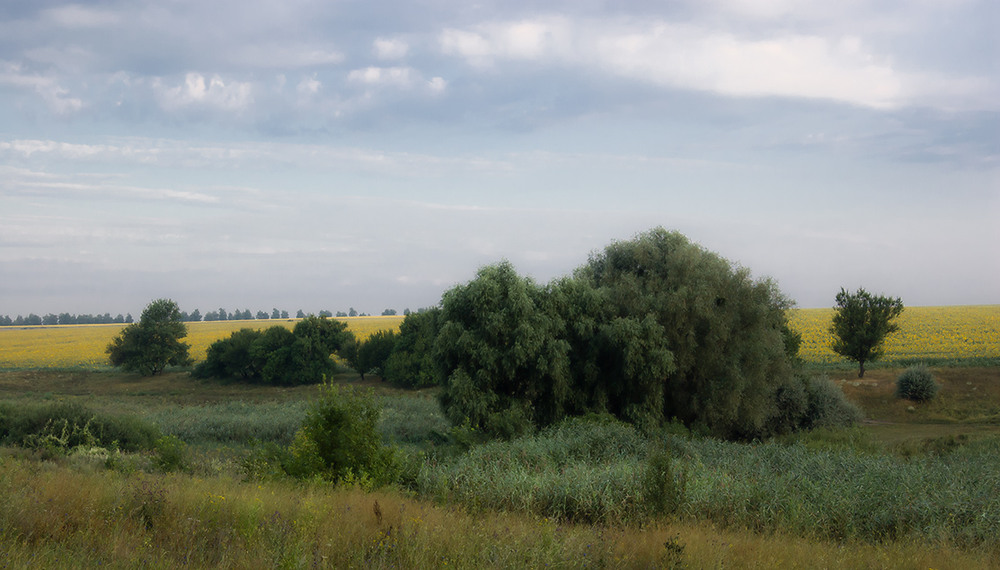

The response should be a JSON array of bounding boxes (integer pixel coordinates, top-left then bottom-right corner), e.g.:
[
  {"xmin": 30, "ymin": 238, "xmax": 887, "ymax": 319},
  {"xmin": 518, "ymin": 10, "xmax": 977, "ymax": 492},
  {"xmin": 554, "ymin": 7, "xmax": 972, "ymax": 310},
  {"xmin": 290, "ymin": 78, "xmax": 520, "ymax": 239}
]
[
  {"xmin": 348, "ymin": 66, "xmax": 416, "ymax": 87},
  {"xmin": 0, "ymin": 61, "xmax": 83, "ymax": 114},
  {"xmin": 440, "ymin": 18, "xmax": 572, "ymax": 67},
  {"xmin": 374, "ymin": 38, "xmax": 409, "ymax": 60},
  {"xmin": 157, "ymin": 73, "xmax": 253, "ymax": 112},
  {"xmin": 297, "ymin": 75, "xmax": 321, "ymax": 95},
  {"xmin": 226, "ymin": 44, "xmax": 344, "ymax": 69},
  {"xmin": 347, "ymin": 66, "xmax": 447, "ymax": 94},
  {"xmin": 439, "ymin": 16, "xmax": 992, "ymax": 110},
  {"xmin": 41, "ymin": 5, "xmax": 121, "ymax": 28},
  {"xmin": 427, "ymin": 76, "xmax": 447, "ymax": 93}
]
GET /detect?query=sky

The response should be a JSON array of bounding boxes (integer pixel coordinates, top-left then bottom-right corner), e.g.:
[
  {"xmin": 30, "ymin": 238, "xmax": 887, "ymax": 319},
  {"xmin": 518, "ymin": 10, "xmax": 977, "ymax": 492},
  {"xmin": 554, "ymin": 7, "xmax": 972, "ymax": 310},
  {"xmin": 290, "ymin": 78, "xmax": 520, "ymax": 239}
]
[{"xmin": 1, "ymin": 0, "xmax": 998, "ymax": 317}]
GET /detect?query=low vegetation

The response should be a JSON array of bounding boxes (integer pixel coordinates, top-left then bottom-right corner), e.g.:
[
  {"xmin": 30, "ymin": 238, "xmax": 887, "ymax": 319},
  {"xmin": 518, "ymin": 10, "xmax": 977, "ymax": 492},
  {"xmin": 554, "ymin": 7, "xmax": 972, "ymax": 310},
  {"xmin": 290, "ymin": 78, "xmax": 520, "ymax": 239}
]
[{"xmin": 896, "ymin": 364, "xmax": 941, "ymax": 402}]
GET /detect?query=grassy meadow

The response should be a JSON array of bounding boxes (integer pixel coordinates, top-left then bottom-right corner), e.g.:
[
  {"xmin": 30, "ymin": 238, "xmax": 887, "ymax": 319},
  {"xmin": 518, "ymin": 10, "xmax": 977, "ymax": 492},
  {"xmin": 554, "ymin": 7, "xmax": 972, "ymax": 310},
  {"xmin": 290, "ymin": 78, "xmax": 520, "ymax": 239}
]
[{"xmin": 1, "ymin": 306, "xmax": 999, "ymax": 567}]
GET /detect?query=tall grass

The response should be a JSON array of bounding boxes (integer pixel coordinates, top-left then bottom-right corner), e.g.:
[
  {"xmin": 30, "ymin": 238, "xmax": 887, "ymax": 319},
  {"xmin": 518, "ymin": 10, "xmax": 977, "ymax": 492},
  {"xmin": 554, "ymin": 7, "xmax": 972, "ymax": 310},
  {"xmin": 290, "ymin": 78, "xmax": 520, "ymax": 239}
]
[
  {"xmin": 2, "ymin": 453, "xmax": 992, "ymax": 569},
  {"xmin": 414, "ymin": 419, "xmax": 1000, "ymax": 549},
  {"xmin": 146, "ymin": 401, "xmax": 307, "ymax": 446}
]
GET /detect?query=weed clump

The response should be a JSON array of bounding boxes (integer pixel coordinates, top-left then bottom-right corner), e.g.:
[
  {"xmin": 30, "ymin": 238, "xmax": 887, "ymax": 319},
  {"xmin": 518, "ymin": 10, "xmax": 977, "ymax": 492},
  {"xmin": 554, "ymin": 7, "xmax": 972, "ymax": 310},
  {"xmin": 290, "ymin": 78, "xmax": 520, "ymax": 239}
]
[{"xmin": 895, "ymin": 365, "xmax": 940, "ymax": 402}]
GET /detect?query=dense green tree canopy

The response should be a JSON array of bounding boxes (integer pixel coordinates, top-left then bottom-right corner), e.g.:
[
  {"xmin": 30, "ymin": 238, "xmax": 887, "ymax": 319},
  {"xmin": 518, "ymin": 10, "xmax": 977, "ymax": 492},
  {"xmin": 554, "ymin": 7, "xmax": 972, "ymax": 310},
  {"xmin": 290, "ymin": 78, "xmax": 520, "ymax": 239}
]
[
  {"xmin": 194, "ymin": 316, "xmax": 353, "ymax": 385},
  {"xmin": 106, "ymin": 299, "xmax": 193, "ymax": 376},
  {"xmin": 436, "ymin": 261, "xmax": 571, "ymax": 438},
  {"xmin": 830, "ymin": 287, "xmax": 904, "ymax": 378},
  {"xmin": 383, "ymin": 308, "xmax": 443, "ymax": 389},
  {"xmin": 435, "ymin": 228, "xmax": 833, "ymax": 440}
]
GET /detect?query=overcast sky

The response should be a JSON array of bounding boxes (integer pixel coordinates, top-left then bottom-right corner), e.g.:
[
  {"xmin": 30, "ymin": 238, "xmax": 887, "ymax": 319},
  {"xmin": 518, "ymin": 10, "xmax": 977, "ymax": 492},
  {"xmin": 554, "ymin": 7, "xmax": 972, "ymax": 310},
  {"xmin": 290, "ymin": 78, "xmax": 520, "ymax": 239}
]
[{"xmin": 2, "ymin": 0, "xmax": 997, "ymax": 316}]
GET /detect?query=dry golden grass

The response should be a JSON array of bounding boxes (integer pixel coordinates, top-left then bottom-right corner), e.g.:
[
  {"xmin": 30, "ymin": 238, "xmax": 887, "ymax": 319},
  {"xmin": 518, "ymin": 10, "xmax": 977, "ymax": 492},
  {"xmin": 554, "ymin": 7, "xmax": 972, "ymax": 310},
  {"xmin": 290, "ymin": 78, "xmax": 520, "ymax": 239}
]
[
  {"xmin": 0, "ymin": 315, "xmax": 404, "ymax": 368},
  {"xmin": 788, "ymin": 305, "xmax": 1000, "ymax": 363}
]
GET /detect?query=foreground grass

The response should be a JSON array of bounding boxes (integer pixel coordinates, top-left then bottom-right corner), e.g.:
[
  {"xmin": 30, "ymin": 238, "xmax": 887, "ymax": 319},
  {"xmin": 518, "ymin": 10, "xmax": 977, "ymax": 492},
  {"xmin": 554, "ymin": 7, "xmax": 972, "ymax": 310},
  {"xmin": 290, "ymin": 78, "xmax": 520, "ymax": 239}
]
[
  {"xmin": 3, "ymin": 367, "xmax": 1000, "ymax": 567},
  {"xmin": 0, "ymin": 454, "xmax": 992, "ymax": 569}
]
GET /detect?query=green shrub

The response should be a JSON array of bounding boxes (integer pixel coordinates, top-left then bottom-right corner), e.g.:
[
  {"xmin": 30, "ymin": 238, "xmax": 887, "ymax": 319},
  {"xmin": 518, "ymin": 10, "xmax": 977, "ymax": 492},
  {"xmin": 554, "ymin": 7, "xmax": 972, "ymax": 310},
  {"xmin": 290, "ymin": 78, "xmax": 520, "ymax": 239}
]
[
  {"xmin": 803, "ymin": 376, "xmax": 864, "ymax": 429},
  {"xmin": 895, "ymin": 365, "xmax": 940, "ymax": 402},
  {"xmin": 153, "ymin": 435, "xmax": 190, "ymax": 472},
  {"xmin": 0, "ymin": 401, "xmax": 160, "ymax": 452},
  {"xmin": 288, "ymin": 383, "xmax": 398, "ymax": 486}
]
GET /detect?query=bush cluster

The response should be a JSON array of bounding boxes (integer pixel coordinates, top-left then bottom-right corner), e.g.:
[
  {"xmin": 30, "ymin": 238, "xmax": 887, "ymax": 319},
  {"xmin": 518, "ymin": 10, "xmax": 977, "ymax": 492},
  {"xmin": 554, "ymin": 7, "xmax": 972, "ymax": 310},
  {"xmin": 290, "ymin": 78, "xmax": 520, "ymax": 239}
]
[
  {"xmin": 895, "ymin": 365, "xmax": 940, "ymax": 402},
  {"xmin": 193, "ymin": 316, "xmax": 352, "ymax": 385}
]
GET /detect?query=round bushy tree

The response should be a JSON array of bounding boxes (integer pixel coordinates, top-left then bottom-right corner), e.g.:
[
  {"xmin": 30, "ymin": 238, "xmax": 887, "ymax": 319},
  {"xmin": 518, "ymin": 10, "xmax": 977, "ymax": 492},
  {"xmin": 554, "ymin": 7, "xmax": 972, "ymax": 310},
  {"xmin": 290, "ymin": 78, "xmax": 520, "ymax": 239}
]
[
  {"xmin": 574, "ymin": 228, "xmax": 797, "ymax": 438},
  {"xmin": 896, "ymin": 365, "xmax": 940, "ymax": 402},
  {"xmin": 436, "ymin": 228, "xmax": 819, "ymax": 440},
  {"xmin": 107, "ymin": 299, "xmax": 193, "ymax": 375}
]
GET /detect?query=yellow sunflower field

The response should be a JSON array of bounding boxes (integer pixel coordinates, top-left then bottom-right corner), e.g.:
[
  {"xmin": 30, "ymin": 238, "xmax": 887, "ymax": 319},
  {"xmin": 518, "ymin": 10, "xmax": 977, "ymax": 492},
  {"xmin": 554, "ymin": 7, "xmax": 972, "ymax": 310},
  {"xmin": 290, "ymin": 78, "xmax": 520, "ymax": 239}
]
[
  {"xmin": 0, "ymin": 315, "xmax": 405, "ymax": 369},
  {"xmin": 787, "ymin": 305, "xmax": 1000, "ymax": 363},
  {"xmin": 1, "ymin": 307, "xmax": 997, "ymax": 369}
]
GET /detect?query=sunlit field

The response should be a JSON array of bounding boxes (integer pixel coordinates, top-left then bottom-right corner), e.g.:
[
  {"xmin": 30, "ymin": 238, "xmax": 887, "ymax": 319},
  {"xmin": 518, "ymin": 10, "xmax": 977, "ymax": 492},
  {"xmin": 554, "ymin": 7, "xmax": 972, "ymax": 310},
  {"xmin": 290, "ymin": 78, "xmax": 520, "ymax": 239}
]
[
  {"xmin": 788, "ymin": 305, "xmax": 1000, "ymax": 364},
  {"xmin": 3, "ymin": 307, "xmax": 998, "ymax": 369},
  {"xmin": 0, "ymin": 315, "xmax": 404, "ymax": 368}
]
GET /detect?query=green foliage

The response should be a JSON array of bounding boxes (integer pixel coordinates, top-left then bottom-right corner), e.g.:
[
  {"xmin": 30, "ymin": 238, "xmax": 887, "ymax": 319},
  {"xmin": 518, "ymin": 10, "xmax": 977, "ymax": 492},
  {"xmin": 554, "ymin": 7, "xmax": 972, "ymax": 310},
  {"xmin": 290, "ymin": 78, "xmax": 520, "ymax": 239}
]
[
  {"xmin": 193, "ymin": 316, "xmax": 353, "ymax": 385},
  {"xmin": 147, "ymin": 401, "xmax": 307, "ymax": 446},
  {"xmin": 895, "ymin": 365, "xmax": 940, "ymax": 402},
  {"xmin": 436, "ymin": 228, "xmax": 812, "ymax": 440},
  {"xmin": 153, "ymin": 435, "xmax": 190, "ymax": 472},
  {"xmin": 830, "ymin": 287, "xmax": 904, "ymax": 378},
  {"xmin": 0, "ymin": 400, "xmax": 161, "ymax": 452},
  {"xmin": 436, "ymin": 261, "xmax": 571, "ymax": 439},
  {"xmin": 286, "ymin": 383, "xmax": 398, "ymax": 486},
  {"xmin": 415, "ymin": 418, "xmax": 648, "ymax": 523},
  {"xmin": 383, "ymin": 308, "xmax": 443, "ymax": 388},
  {"xmin": 194, "ymin": 328, "xmax": 263, "ymax": 380},
  {"xmin": 642, "ymin": 445, "xmax": 686, "ymax": 517},
  {"xmin": 802, "ymin": 376, "xmax": 865, "ymax": 429},
  {"xmin": 106, "ymin": 298, "xmax": 193, "ymax": 375},
  {"xmin": 359, "ymin": 330, "xmax": 397, "ymax": 378},
  {"xmin": 342, "ymin": 329, "xmax": 397, "ymax": 380},
  {"xmin": 416, "ymin": 425, "xmax": 1000, "ymax": 545}
]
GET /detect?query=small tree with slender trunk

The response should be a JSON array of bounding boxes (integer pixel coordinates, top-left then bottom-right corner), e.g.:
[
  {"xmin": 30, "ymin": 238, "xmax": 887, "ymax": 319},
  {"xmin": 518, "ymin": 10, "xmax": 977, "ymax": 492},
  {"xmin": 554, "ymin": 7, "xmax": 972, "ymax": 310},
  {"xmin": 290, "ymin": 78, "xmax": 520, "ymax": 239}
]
[{"xmin": 830, "ymin": 287, "xmax": 904, "ymax": 378}]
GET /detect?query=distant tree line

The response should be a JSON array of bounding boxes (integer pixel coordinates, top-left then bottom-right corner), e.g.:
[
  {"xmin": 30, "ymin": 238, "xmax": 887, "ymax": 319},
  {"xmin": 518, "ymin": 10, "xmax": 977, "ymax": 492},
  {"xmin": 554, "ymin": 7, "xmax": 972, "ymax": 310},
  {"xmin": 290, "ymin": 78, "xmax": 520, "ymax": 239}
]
[
  {"xmin": 1, "ymin": 306, "xmax": 407, "ymax": 326},
  {"xmin": 0, "ymin": 313, "xmax": 133, "ymax": 326}
]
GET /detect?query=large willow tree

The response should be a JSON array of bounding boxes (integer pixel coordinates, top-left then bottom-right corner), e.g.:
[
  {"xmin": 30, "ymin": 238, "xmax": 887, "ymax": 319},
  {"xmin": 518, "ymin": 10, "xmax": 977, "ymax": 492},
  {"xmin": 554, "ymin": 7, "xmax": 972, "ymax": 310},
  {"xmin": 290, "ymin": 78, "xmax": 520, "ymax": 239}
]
[{"xmin": 436, "ymin": 228, "xmax": 849, "ymax": 440}]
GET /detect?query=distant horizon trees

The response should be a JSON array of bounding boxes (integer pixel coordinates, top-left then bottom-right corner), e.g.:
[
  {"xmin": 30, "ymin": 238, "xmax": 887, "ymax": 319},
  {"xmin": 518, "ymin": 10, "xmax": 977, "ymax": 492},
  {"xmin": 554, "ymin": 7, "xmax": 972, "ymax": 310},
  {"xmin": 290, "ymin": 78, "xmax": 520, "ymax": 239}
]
[{"xmin": 0, "ymin": 306, "xmax": 391, "ymax": 326}]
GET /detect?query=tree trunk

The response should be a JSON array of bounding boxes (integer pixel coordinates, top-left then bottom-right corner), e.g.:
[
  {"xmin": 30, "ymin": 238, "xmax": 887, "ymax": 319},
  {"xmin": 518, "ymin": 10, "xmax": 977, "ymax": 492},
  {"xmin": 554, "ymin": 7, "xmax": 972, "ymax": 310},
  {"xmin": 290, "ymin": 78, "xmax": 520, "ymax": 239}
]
[{"xmin": 858, "ymin": 360, "xmax": 865, "ymax": 378}]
